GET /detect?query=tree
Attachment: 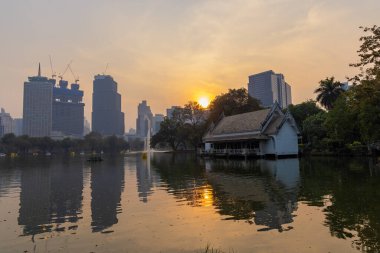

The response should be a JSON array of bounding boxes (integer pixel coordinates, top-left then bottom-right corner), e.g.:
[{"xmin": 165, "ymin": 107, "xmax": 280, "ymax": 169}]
[
  {"xmin": 287, "ymin": 100, "xmax": 324, "ymax": 132},
  {"xmin": 314, "ymin": 77, "xmax": 345, "ymax": 110},
  {"xmin": 208, "ymin": 88, "xmax": 261, "ymax": 123},
  {"xmin": 350, "ymin": 25, "xmax": 380, "ymax": 83},
  {"xmin": 84, "ymin": 132, "xmax": 103, "ymax": 152},
  {"xmin": 324, "ymin": 95, "xmax": 360, "ymax": 145},
  {"xmin": 151, "ymin": 101, "xmax": 208, "ymax": 151},
  {"xmin": 302, "ymin": 112, "xmax": 328, "ymax": 148},
  {"xmin": 151, "ymin": 117, "xmax": 182, "ymax": 151}
]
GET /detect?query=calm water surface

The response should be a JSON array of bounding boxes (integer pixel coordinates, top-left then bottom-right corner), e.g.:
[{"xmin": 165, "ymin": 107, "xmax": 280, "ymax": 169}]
[{"xmin": 0, "ymin": 153, "xmax": 379, "ymax": 253}]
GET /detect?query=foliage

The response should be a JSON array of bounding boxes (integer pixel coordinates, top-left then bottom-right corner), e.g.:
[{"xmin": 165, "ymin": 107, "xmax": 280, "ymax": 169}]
[
  {"xmin": 302, "ymin": 112, "xmax": 327, "ymax": 148},
  {"xmin": 0, "ymin": 132, "xmax": 129, "ymax": 155},
  {"xmin": 151, "ymin": 101, "xmax": 208, "ymax": 151},
  {"xmin": 287, "ymin": 100, "xmax": 323, "ymax": 136},
  {"xmin": 151, "ymin": 89, "xmax": 261, "ymax": 151},
  {"xmin": 208, "ymin": 88, "xmax": 261, "ymax": 123},
  {"xmin": 350, "ymin": 25, "xmax": 380, "ymax": 83},
  {"xmin": 324, "ymin": 95, "xmax": 360, "ymax": 145},
  {"xmin": 314, "ymin": 77, "xmax": 345, "ymax": 110}
]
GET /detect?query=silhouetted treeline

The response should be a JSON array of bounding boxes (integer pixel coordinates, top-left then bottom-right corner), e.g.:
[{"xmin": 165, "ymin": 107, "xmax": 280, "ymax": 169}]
[{"xmin": 0, "ymin": 132, "xmax": 140, "ymax": 155}]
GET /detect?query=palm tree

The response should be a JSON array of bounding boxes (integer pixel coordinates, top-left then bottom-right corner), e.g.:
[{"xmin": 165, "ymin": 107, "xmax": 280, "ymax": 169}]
[{"xmin": 314, "ymin": 77, "xmax": 345, "ymax": 110}]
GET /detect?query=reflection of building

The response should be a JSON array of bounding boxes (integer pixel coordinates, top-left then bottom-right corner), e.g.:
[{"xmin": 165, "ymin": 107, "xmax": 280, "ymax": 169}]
[
  {"xmin": 248, "ymin": 70, "xmax": 292, "ymax": 108},
  {"xmin": 203, "ymin": 103, "xmax": 299, "ymax": 157},
  {"xmin": 49, "ymin": 161, "xmax": 83, "ymax": 224},
  {"xmin": 92, "ymin": 75, "xmax": 125, "ymax": 136},
  {"xmin": 136, "ymin": 100, "xmax": 153, "ymax": 138},
  {"xmin": 52, "ymin": 80, "xmax": 84, "ymax": 138},
  {"xmin": 18, "ymin": 164, "xmax": 52, "ymax": 235},
  {"xmin": 90, "ymin": 158, "xmax": 124, "ymax": 232},
  {"xmin": 22, "ymin": 64, "xmax": 54, "ymax": 137},
  {"xmin": 18, "ymin": 160, "xmax": 84, "ymax": 236},
  {"xmin": 0, "ymin": 108, "xmax": 13, "ymax": 137}
]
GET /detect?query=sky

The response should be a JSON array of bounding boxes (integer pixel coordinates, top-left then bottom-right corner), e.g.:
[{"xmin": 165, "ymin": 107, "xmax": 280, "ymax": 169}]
[{"xmin": 0, "ymin": 0, "xmax": 379, "ymax": 130}]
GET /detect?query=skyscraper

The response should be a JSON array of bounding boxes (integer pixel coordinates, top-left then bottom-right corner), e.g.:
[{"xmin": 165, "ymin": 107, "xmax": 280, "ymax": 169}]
[
  {"xmin": 152, "ymin": 114, "xmax": 164, "ymax": 135},
  {"xmin": 0, "ymin": 108, "xmax": 13, "ymax": 137},
  {"xmin": 248, "ymin": 70, "xmax": 292, "ymax": 108},
  {"xmin": 136, "ymin": 100, "xmax": 153, "ymax": 138},
  {"xmin": 23, "ymin": 64, "xmax": 54, "ymax": 137},
  {"xmin": 52, "ymin": 80, "xmax": 84, "ymax": 138},
  {"xmin": 92, "ymin": 75, "xmax": 124, "ymax": 136}
]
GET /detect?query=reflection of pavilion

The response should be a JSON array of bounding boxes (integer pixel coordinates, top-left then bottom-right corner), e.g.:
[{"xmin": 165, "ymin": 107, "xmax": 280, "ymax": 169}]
[
  {"xmin": 90, "ymin": 158, "xmax": 124, "ymax": 232},
  {"xmin": 152, "ymin": 153, "xmax": 300, "ymax": 232},
  {"xmin": 18, "ymin": 159, "xmax": 83, "ymax": 236},
  {"xmin": 205, "ymin": 159, "xmax": 300, "ymax": 231}
]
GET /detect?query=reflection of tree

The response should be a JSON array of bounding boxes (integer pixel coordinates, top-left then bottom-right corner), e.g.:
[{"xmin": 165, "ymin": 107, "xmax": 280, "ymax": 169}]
[
  {"xmin": 151, "ymin": 153, "xmax": 300, "ymax": 231},
  {"xmin": 18, "ymin": 158, "xmax": 83, "ymax": 236},
  {"xmin": 299, "ymin": 157, "xmax": 380, "ymax": 252},
  {"xmin": 151, "ymin": 153, "xmax": 211, "ymax": 207},
  {"xmin": 90, "ymin": 157, "xmax": 124, "ymax": 232}
]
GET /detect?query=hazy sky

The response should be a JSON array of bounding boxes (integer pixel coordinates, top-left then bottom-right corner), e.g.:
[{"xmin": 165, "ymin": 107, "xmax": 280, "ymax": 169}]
[{"xmin": 1, "ymin": 0, "xmax": 379, "ymax": 129}]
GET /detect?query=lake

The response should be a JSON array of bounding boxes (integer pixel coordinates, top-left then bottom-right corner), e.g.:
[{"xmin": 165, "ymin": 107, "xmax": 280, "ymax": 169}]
[{"xmin": 0, "ymin": 153, "xmax": 379, "ymax": 253}]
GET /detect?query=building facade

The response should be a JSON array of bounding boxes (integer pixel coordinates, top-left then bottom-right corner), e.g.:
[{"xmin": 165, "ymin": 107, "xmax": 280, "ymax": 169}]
[
  {"xmin": 152, "ymin": 114, "xmax": 164, "ymax": 135},
  {"xmin": 202, "ymin": 103, "xmax": 299, "ymax": 157},
  {"xmin": 136, "ymin": 100, "xmax": 153, "ymax": 138},
  {"xmin": 166, "ymin": 106, "xmax": 181, "ymax": 119},
  {"xmin": 248, "ymin": 70, "xmax": 292, "ymax": 108},
  {"xmin": 13, "ymin": 118, "xmax": 23, "ymax": 136},
  {"xmin": 0, "ymin": 108, "xmax": 14, "ymax": 137},
  {"xmin": 23, "ymin": 65, "xmax": 54, "ymax": 137},
  {"xmin": 92, "ymin": 75, "xmax": 125, "ymax": 136},
  {"xmin": 52, "ymin": 80, "xmax": 84, "ymax": 138}
]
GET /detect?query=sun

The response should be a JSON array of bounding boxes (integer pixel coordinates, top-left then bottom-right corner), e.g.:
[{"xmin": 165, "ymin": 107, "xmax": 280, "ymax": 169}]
[{"xmin": 198, "ymin": 97, "xmax": 210, "ymax": 108}]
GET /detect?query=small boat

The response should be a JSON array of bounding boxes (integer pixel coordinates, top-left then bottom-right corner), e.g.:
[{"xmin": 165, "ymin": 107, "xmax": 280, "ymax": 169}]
[
  {"xmin": 0, "ymin": 153, "xmax": 6, "ymax": 158},
  {"xmin": 45, "ymin": 152, "xmax": 51, "ymax": 156}
]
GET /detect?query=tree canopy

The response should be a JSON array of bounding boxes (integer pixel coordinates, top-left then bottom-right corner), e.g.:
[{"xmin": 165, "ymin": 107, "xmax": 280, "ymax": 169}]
[{"xmin": 208, "ymin": 88, "xmax": 261, "ymax": 123}]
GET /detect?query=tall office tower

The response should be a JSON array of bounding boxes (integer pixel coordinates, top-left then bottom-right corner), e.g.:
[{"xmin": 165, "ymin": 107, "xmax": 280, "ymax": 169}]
[
  {"xmin": 248, "ymin": 70, "xmax": 292, "ymax": 108},
  {"xmin": 166, "ymin": 106, "xmax": 181, "ymax": 119},
  {"xmin": 52, "ymin": 80, "xmax": 84, "ymax": 138},
  {"xmin": 0, "ymin": 108, "xmax": 14, "ymax": 137},
  {"xmin": 13, "ymin": 118, "xmax": 23, "ymax": 136},
  {"xmin": 136, "ymin": 100, "xmax": 153, "ymax": 138},
  {"xmin": 23, "ymin": 64, "xmax": 54, "ymax": 137},
  {"xmin": 152, "ymin": 114, "xmax": 164, "ymax": 135},
  {"xmin": 92, "ymin": 75, "xmax": 125, "ymax": 136}
]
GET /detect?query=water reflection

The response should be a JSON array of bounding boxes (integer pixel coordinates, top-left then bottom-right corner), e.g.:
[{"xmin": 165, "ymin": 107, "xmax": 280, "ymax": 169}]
[
  {"xmin": 90, "ymin": 157, "xmax": 124, "ymax": 232},
  {"xmin": 0, "ymin": 154, "xmax": 378, "ymax": 252},
  {"xmin": 18, "ymin": 158, "xmax": 83, "ymax": 236},
  {"xmin": 136, "ymin": 155, "xmax": 159, "ymax": 203},
  {"xmin": 151, "ymin": 153, "xmax": 212, "ymax": 207},
  {"xmin": 204, "ymin": 158, "xmax": 299, "ymax": 231},
  {"xmin": 299, "ymin": 157, "xmax": 380, "ymax": 252},
  {"xmin": 151, "ymin": 153, "xmax": 300, "ymax": 232}
]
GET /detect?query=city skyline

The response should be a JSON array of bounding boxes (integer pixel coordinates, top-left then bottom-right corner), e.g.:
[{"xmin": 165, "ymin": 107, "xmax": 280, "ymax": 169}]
[{"xmin": 1, "ymin": 1, "xmax": 380, "ymax": 129}]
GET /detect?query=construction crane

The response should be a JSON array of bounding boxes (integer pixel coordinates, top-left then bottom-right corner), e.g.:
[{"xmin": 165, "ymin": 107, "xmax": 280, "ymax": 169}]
[
  {"xmin": 68, "ymin": 64, "xmax": 79, "ymax": 84},
  {"xmin": 49, "ymin": 55, "xmax": 56, "ymax": 79},
  {"xmin": 58, "ymin": 60, "xmax": 72, "ymax": 80}
]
